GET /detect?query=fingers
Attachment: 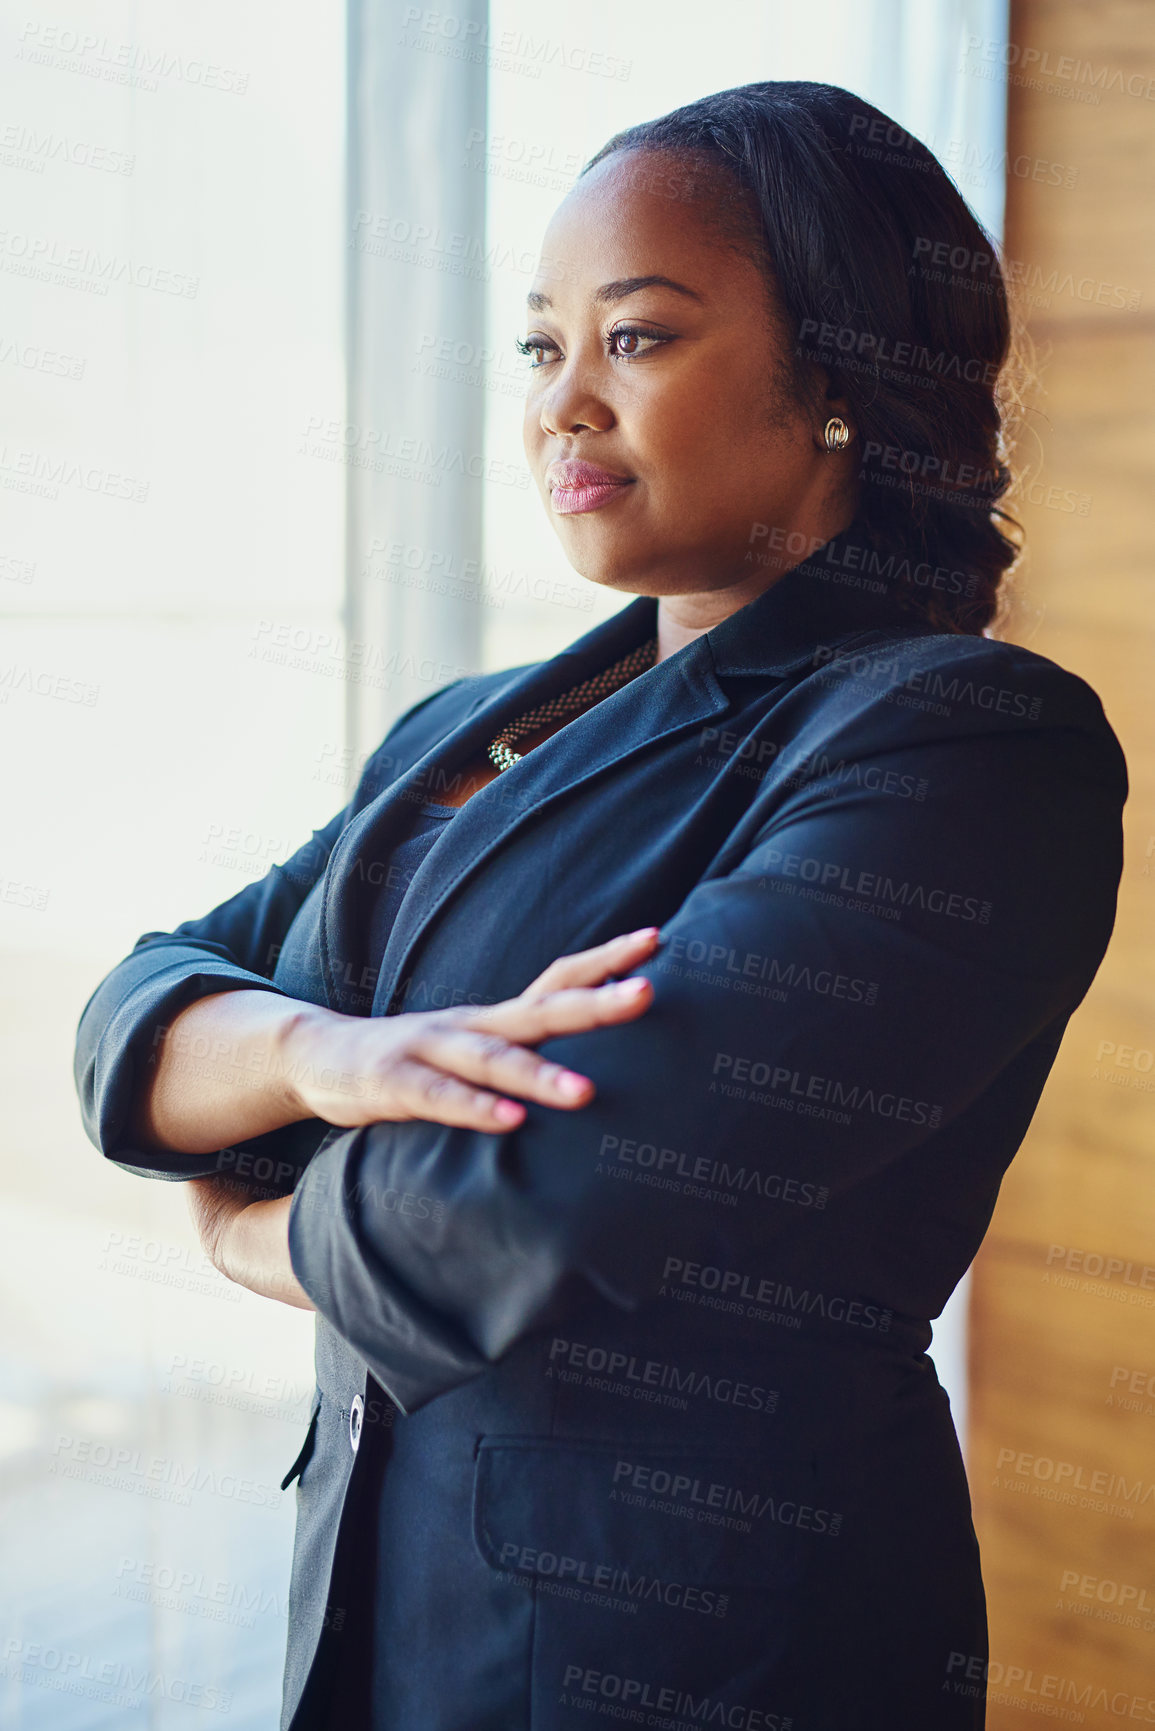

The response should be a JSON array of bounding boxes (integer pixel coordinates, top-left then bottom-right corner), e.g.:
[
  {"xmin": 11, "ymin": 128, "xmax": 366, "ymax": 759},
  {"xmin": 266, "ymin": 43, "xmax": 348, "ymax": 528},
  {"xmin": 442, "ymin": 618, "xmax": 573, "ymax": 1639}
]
[
  {"xmin": 520, "ymin": 926, "xmax": 662, "ymax": 1000},
  {"xmin": 405, "ymin": 1020, "xmax": 600, "ymax": 1115},
  {"xmin": 328, "ymin": 954, "xmax": 661, "ymax": 1136},
  {"xmin": 454, "ymin": 974, "xmax": 655, "ymax": 1049},
  {"xmin": 379, "ymin": 1057, "xmax": 534, "ymax": 1131},
  {"xmin": 398, "ymin": 973, "xmax": 657, "ymax": 1126}
]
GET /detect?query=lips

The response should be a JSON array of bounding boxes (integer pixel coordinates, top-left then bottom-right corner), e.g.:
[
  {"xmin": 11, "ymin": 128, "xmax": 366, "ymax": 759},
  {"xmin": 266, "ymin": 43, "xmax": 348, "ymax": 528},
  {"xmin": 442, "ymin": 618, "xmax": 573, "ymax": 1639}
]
[
  {"xmin": 546, "ymin": 458, "xmax": 635, "ymax": 517},
  {"xmin": 546, "ymin": 459, "xmax": 633, "ymax": 491}
]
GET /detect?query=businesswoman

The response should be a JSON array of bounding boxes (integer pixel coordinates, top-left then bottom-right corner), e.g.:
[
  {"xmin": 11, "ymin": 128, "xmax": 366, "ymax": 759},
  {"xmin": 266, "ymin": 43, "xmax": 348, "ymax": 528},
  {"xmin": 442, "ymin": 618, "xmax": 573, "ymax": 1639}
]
[{"xmin": 76, "ymin": 83, "xmax": 1126, "ymax": 1730}]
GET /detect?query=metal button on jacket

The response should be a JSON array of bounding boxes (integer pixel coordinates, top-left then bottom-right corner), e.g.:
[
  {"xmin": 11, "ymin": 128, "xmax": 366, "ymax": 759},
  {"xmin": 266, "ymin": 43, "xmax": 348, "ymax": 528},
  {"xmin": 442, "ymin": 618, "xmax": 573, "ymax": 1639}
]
[{"xmin": 349, "ymin": 1394, "xmax": 364, "ymax": 1454}]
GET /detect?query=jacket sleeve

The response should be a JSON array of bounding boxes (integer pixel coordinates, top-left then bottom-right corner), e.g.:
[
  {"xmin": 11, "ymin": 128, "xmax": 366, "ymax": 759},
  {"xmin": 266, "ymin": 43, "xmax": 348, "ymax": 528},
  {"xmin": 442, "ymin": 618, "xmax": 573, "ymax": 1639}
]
[
  {"xmin": 73, "ymin": 684, "xmax": 468, "ymax": 1184},
  {"xmin": 287, "ymin": 678, "xmax": 1128, "ymax": 1414}
]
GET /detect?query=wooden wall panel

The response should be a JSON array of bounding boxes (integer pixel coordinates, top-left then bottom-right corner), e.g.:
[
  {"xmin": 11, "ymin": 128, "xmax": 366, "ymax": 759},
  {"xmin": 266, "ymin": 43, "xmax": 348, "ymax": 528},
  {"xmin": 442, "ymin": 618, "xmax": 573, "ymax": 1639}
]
[{"xmin": 968, "ymin": 3, "xmax": 1155, "ymax": 1724}]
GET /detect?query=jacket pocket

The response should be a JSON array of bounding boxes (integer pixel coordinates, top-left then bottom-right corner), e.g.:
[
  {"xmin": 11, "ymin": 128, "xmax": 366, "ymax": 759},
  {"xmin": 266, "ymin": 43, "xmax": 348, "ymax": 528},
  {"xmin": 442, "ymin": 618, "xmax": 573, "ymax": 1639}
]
[
  {"xmin": 280, "ymin": 1390, "xmax": 323, "ymax": 1491},
  {"xmin": 472, "ymin": 1435, "xmax": 839, "ymax": 1594}
]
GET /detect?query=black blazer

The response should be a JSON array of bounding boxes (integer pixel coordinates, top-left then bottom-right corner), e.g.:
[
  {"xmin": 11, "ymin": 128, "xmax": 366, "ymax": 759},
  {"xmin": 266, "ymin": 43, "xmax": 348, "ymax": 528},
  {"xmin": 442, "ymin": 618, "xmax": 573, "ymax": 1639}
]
[{"xmin": 75, "ymin": 529, "xmax": 1127, "ymax": 1730}]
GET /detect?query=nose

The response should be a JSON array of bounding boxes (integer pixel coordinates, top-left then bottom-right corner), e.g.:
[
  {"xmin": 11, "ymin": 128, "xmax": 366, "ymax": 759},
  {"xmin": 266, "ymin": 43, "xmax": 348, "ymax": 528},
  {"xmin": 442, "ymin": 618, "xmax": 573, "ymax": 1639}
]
[{"xmin": 537, "ymin": 361, "xmax": 615, "ymax": 439}]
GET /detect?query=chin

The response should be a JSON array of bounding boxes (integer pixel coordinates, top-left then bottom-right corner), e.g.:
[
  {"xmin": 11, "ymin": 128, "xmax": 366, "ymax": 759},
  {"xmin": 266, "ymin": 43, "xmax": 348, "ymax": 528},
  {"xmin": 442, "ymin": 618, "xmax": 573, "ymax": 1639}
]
[
  {"xmin": 569, "ymin": 550, "xmax": 721, "ymax": 601},
  {"xmin": 553, "ymin": 533, "xmax": 672, "ymax": 600},
  {"xmin": 579, "ymin": 567, "xmax": 654, "ymax": 597},
  {"xmin": 561, "ymin": 557, "xmax": 663, "ymax": 599}
]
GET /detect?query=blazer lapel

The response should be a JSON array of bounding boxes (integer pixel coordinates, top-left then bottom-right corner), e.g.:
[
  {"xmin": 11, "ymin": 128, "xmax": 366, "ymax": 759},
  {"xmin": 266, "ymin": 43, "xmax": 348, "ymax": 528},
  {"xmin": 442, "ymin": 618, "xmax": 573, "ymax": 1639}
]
[
  {"xmin": 320, "ymin": 520, "xmax": 938, "ymax": 1016},
  {"xmin": 318, "ymin": 592, "xmax": 732, "ymax": 1015}
]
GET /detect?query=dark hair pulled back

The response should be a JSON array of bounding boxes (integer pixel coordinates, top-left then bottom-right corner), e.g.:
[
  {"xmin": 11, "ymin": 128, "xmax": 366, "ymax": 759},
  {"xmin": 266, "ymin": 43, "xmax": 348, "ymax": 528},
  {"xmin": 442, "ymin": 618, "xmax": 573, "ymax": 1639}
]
[{"xmin": 582, "ymin": 81, "xmax": 1020, "ymax": 635}]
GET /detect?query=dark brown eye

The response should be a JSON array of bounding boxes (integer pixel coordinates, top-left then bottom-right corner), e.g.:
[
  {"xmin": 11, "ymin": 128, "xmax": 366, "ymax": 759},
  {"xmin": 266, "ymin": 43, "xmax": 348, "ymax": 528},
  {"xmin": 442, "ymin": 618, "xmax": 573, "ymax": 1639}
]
[
  {"xmin": 609, "ymin": 327, "xmax": 666, "ymax": 359},
  {"xmin": 514, "ymin": 336, "xmax": 558, "ymax": 367}
]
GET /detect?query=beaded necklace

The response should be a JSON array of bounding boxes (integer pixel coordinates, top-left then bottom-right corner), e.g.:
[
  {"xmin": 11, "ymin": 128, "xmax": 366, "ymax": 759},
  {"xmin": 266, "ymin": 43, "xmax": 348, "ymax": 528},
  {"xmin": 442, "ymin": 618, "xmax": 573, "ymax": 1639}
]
[{"xmin": 487, "ymin": 635, "xmax": 659, "ymax": 772}]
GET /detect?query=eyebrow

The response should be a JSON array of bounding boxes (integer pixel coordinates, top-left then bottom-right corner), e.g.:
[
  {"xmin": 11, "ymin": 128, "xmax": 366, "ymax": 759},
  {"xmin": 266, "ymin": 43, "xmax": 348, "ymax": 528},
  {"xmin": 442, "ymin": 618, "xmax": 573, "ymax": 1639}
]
[{"xmin": 526, "ymin": 275, "xmax": 705, "ymax": 312}]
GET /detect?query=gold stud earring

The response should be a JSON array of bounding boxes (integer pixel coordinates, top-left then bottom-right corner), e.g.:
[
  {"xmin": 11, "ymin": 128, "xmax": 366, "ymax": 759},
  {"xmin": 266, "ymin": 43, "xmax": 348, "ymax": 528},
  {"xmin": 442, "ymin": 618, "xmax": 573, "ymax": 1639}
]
[{"xmin": 823, "ymin": 416, "xmax": 851, "ymax": 453}]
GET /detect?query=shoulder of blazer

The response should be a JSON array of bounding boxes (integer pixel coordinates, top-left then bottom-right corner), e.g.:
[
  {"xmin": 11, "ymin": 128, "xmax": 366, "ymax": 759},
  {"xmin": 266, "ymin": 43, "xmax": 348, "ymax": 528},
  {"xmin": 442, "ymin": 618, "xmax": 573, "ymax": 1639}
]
[
  {"xmin": 758, "ymin": 623, "xmax": 1129, "ymax": 803},
  {"xmin": 783, "ymin": 623, "xmax": 1126, "ymax": 756}
]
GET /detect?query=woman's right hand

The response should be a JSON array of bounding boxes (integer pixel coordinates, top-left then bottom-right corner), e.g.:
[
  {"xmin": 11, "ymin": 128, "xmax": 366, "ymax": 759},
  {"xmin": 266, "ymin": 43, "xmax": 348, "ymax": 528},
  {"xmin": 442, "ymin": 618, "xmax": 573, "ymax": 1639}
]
[{"xmin": 284, "ymin": 926, "xmax": 662, "ymax": 1133}]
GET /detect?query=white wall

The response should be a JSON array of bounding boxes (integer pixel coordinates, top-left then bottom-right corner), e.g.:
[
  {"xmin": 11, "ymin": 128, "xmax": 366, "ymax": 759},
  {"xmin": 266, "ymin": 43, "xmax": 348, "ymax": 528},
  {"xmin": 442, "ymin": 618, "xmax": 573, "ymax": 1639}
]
[{"xmin": 0, "ymin": 5, "xmax": 345, "ymax": 1723}]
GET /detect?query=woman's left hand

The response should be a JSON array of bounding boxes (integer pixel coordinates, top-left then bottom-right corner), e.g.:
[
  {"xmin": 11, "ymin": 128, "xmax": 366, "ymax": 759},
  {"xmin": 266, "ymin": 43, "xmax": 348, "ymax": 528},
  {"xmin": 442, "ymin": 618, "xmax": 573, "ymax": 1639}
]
[
  {"xmin": 187, "ymin": 1179, "xmax": 315, "ymax": 1311},
  {"xmin": 187, "ymin": 924, "xmax": 664, "ymax": 1307}
]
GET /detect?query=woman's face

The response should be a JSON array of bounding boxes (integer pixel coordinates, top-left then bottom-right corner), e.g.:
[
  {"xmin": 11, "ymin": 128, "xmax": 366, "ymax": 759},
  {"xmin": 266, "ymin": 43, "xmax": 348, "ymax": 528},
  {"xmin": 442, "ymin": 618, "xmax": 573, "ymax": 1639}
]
[{"xmin": 522, "ymin": 147, "xmax": 856, "ymax": 603}]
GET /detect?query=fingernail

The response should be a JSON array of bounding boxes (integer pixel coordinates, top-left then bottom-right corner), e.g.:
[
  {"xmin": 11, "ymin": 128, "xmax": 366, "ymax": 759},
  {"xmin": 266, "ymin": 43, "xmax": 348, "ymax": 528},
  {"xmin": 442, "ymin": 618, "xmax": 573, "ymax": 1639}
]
[
  {"xmin": 494, "ymin": 1100, "xmax": 524, "ymax": 1124},
  {"xmin": 628, "ymin": 926, "xmax": 660, "ymax": 939},
  {"xmin": 616, "ymin": 977, "xmax": 649, "ymax": 996},
  {"xmin": 556, "ymin": 1071, "xmax": 590, "ymax": 1099}
]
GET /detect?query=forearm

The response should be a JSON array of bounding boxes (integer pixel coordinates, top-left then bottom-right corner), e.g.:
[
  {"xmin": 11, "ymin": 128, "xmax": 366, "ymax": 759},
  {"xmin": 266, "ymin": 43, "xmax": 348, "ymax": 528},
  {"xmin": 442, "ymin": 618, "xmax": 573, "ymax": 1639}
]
[
  {"xmin": 130, "ymin": 989, "xmax": 330, "ymax": 1156},
  {"xmin": 188, "ymin": 1177, "xmax": 314, "ymax": 1309},
  {"xmin": 225, "ymin": 1198, "xmax": 314, "ymax": 1308}
]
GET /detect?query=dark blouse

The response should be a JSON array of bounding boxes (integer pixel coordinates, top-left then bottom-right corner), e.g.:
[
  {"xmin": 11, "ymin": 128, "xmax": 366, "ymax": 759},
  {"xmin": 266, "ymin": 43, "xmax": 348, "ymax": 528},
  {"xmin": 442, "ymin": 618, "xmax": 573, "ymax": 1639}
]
[{"xmin": 365, "ymin": 797, "xmax": 458, "ymax": 974}]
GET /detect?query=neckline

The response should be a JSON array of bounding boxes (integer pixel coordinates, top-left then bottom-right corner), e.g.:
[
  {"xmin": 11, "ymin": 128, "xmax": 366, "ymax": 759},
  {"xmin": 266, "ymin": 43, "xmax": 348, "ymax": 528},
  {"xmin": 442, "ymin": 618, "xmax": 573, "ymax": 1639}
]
[{"xmin": 417, "ymin": 799, "xmax": 460, "ymax": 816}]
